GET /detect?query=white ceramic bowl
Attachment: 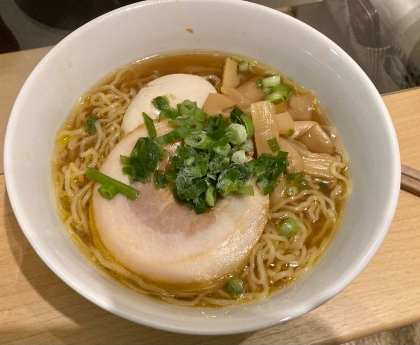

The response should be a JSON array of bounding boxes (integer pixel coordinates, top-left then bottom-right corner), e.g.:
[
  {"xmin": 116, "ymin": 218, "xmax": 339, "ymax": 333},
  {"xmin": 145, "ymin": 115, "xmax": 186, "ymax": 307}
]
[{"xmin": 4, "ymin": 0, "xmax": 400, "ymax": 335}]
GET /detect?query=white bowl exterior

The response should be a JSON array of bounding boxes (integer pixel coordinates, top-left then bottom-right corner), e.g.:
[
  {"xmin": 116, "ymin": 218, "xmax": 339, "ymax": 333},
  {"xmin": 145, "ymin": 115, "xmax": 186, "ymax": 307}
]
[{"xmin": 4, "ymin": 0, "xmax": 400, "ymax": 335}]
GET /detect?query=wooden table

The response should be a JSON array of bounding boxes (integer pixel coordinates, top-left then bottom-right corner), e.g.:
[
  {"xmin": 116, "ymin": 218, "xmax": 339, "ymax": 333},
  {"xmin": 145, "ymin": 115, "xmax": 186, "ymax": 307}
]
[{"xmin": 1, "ymin": 47, "xmax": 420, "ymax": 345}]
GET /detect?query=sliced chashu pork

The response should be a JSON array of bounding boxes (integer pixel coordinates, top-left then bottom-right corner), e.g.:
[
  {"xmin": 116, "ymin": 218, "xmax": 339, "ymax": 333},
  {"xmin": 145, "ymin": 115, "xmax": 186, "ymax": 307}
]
[{"xmin": 92, "ymin": 121, "xmax": 269, "ymax": 287}]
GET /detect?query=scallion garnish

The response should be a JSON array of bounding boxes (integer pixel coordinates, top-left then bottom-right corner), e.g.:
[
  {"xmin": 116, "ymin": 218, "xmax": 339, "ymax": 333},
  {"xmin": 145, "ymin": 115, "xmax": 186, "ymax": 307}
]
[
  {"xmin": 230, "ymin": 108, "xmax": 254, "ymax": 138},
  {"xmin": 277, "ymin": 217, "xmax": 300, "ymax": 237},
  {"xmin": 267, "ymin": 137, "xmax": 280, "ymax": 153},
  {"xmin": 179, "ymin": 100, "xmax": 197, "ymax": 116},
  {"xmin": 260, "ymin": 75, "xmax": 281, "ymax": 88},
  {"xmin": 286, "ymin": 185, "xmax": 299, "ymax": 197},
  {"xmin": 152, "ymin": 95, "xmax": 180, "ymax": 120},
  {"xmin": 193, "ymin": 107, "xmax": 207, "ymax": 122},
  {"xmin": 286, "ymin": 172, "xmax": 307, "ymax": 192},
  {"xmin": 151, "ymin": 95, "xmax": 170, "ymax": 110},
  {"xmin": 159, "ymin": 107, "xmax": 180, "ymax": 120},
  {"xmin": 263, "ymin": 91, "xmax": 286, "ymax": 104},
  {"xmin": 110, "ymin": 94, "xmax": 291, "ymax": 213},
  {"xmin": 184, "ymin": 130, "xmax": 215, "ymax": 149},
  {"xmin": 319, "ymin": 181, "xmax": 328, "ymax": 190},
  {"xmin": 225, "ymin": 277, "xmax": 244, "ymax": 298},
  {"xmin": 250, "ymin": 151, "xmax": 289, "ymax": 195},
  {"xmin": 227, "ymin": 123, "xmax": 247, "ymax": 145},
  {"xmin": 205, "ymin": 186, "xmax": 217, "ymax": 207},
  {"xmin": 154, "ymin": 125, "xmax": 192, "ymax": 146},
  {"xmin": 154, "ymin": 170, "xmax": 167, "ymax": 189},
  {"xmin": 231, "ymin": 150, "xmax": 248, "ymax": 164},
  {"xmin": 121, "ymin": 137, "xmax": 161, "ymax": 183},
  {"xmin": 263, "ymin": 84, "xmax": 292, "ymax": 104},
  {"xmin": 238, "ymin": 60, "xmax": 249, "ymax": 72},
  {"xmin": 236, "ymin": 183, "xmax": 254, "ymax": 196},
  {"xmin": 86, "ymin": 167, "xmax": 139, "ymax": 200},
  {"xmin": 142, "ymin": 112, "xmax": 157, "ymax": 139},
  {"xmin": 98, "ymin": 183, "xmax": 118, "ymax": 200},
  {"xmin": 86, "ymin": 115, "xmax": 98, "ymax": 134}
]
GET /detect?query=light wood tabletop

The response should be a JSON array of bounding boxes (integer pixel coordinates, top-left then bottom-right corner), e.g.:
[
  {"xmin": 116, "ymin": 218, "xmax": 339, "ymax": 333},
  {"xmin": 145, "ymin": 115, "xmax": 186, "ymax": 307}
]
[{"xmin": 1, "ymin": 46, "xmax": 420, "ymax": 345}]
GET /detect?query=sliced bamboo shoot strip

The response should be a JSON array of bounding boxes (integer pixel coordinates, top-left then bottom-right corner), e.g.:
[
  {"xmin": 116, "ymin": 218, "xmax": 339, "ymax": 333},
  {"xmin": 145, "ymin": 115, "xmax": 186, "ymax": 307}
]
[
  {"xmin": 275, "ymin": 111, "xmax": 294, "ymax": 135},
  {"xmin": 203, "ymin": 93, "xmax": 236, "ymax": 116},
  {"xmin": 277, "ymin": 137, "xmax": 304, "ymax": 173},
  {"xmin": 250, "ymin": 101, "xmax": 280, "ymax": 155},
  {"xmin": 222, "ymin": 57, "xmax": 240, "ymax": 88},
  {"xmin": 221, "ymin": 85, "xmax": 251, "ymax": 109},
  {"xmin": 237, "ymin": 76, "xmax": 266, "ymax": 103}
]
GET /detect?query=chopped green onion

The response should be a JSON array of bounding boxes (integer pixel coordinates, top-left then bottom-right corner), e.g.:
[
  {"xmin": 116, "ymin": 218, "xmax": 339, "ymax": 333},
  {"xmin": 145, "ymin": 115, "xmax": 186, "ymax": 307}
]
[
  {"xmin": 217, "ymin": 177, "xmax": 238, "ymax": 197},
  {"xmin": 154, "ymin": 125, "xmax": 191, "ymax": 146},
  {"xmin": 121, "ymin": 137, "xmax": 161, "ymax": 183},
  {"xmin": 177, "ymin": 179, "xmax": 208, "ymax": 200},
  {"xmin": 261, "ymin": 75, "xmax": 281, "ymax": 88},
  {"xmin": 120, "ymin": 155, "xmax": 130, "ymax": 165},
  {"xmin": 238, "ymin": 60, "xmax": 249, "ymax": 71},
  {"xmin": 179, "ymin": 100, "xmax": 197, "ymax": 116},
  {"xmin": 86, "ymin": 115, "xmax": 98, "ymax": 134},
  {"xmin": 263, "ymin": 84, "xmax": 292, "ymax": 104},
  {"xmin": 98, "ymin": 183, "xmax": 118, "ymax": 200},
  {"xmin": 86, "ymin": 167, "xmax": 139, "ymax": 200},
  {"xmin": 213, "ymin": 143, "xmax": 231, "ymax": 156},
  {"xmin": 227, "ymin": 123, "xmax": 247, "ymax": 145},
  {"xmin": 319, "ymin": 181, "xmax": 328, "ymax": 190},
  {"xmin": 124, "ymin": 98, "xmax": 262, "ymax": 213},
  {"xmin": 230, "ymin": 108, "xmax": 255, "ymax": 138},
  {"xmin": 142, "ymin": 112, "xmax": 157, "ymax": 139},
  {"xmin": 263, "ymin": 91, "xmax": 287, "ymax": 104},
  {"xmin": 152, "ymin": 96, "xmax": 170, "ymax": 111},
  {"xmin": 249, "ymin": 151, "xmax": 288, "ymax": 195},
  {"xmin": 158, "ymin": 146, "xmax": 169, "ymax": 159},
  {"xmin": 152, "ymin": 95, "xmax": 180, "ymax": 120},
  {"xmin": 193, "ymin": 107, "xmax": 207, "ymax": 122},
  {"xmin": 192, "ymin": 195, "xmax": 206, "ymax": 214},
  {"xmin": 159, "ymin": 107, "xmax": 180, "ymax": 120},
  {"xmin": 241, "ymin": 113, "xmax": 254, "ymax": 138},
  {"xmin": 240, "ymin": 139, "xmax": 254, "ymax": 152},
  {"xmin": 286, "ymin": 172, "xmax": 307, "ymax": 192},
  {"xmin": 184, "ymin": 130, "xmax": 214, "ymax": 149},
  {"xmin": 215, "ymin": 165, "xmax": 251, "ymax": 197},
  {"xmin": 271, "ymin": 84, "xmax": 291, "ymax": 94},
  {"xmin": 236, "ymin": 183, "xmax": 254, "ymax": 196},
  {"xmin": 225, "ymin": 277, "xmax": 244, "ymax": 298},
  {"xmin": 287, "ymin": 128, "xmax": 295, "ymax": 136},
  {"xmin": 154, "ymin": 170, "xmax": 167, "ymax": 189},
  {"xmin": 267, "ymin": 137, "xmax": 280, "ymax": 153},
  {"xmin": 287, "ymin": 172, "xmax": 303, "ymax": 182},
  {"xmin": 256, "ymin": 177, "xmax": 277, "ymax": 195},
  {"xmin": 277, "ymin": 217, "xmax": 300, "ymax": 237},
  {"xmin": 286, "ymin": 185, "xmax": 299, "ymax": 196},
  {"xmin": 207, "ymin": 173, "xmax": 216, "ymax": 180},
  {"xmin": 205, "ymin": 185, "xmax": 217, "ymax": 207},
  {"xmin": 185, "ymin": 156, "xmax": 195, "ymax": 166},
  {"xmin": 231, "ymin": 150, "xmax": 248, "ymax": 164}
]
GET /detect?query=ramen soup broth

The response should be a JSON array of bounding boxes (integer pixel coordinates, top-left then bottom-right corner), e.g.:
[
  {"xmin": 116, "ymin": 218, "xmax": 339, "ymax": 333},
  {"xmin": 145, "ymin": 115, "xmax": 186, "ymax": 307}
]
[{"xmin": 52, "ymin": 51, "xmax": 351, "ymax": 307}]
